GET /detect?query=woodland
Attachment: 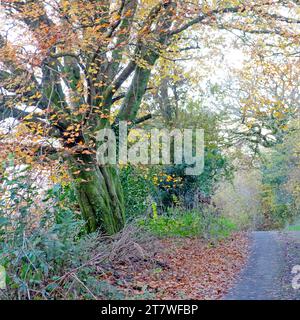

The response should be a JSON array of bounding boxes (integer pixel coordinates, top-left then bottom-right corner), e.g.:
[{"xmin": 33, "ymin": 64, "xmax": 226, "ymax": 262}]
[{"xmin": 0, "ymin": 0, "xmax": 299, "ymax": 300}]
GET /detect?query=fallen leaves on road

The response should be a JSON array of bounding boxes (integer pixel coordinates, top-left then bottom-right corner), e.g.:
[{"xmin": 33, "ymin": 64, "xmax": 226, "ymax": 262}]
[{"xmin": 103, "ymin": 232, "xmax": 249, "ymax": 299}]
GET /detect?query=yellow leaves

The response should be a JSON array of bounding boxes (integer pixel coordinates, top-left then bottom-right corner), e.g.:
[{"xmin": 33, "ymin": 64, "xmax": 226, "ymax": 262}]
[
  {"xmin": 49, "ymin": 163, "xmax": 71, "ymax": 185},
  {"xmin": 30, "ymin": 92, "xmax": 42, "ymax": 100},
  {"xmin": 141, "ymin": 0, "xmax": 160, "ymax": 5},
  {"xmin": 138, "ymin": 0, "xmax": 160, "ymax": 18},
  {"xmin": 152, "ymin": 58, "xmax": 186, "ymax": 88},
  {"xmin": 88, "ymin": 66, "xmax": 98, "ymax": 75},
  {"xmin": 124, "ymin": 10, "xmax": 134, "ymax": 18},
  {"xmin": 66, "ymin": 125, "xmax": 75, "ymax": 131},
  {"xmin": 24, "ymin": 84, "xmax": 34, "ymax": 92},
  {"xmin": 0, "ymin": 124, "xmax": 47, "ymax": 168},
  {"xmin": 63, "ymin": 123, "xmax": 82, "ymax": 145},
  {"xmin": 24, "ymin": 155, "xmax": 34, "ymax": 165},
  {"xmin": 112, "ymin": 13, "xmax": 121, "ymax": 22},
  {"xmin": 73, "ymin": 104, "xmax": 90, "ymax": 116},
  {"xmin": 66, "ymin": 124, "xmax": 81, "ymax": 132},
  {"xmin": 134, "ymin": 56, "xmax": 154, "ymax": 70},
  {"xmin": 245, "ymin": 121, "xmax": 254, "ymax": 129},
  {"xmin": 152, "ymin": 173, "xmax": 182, "ymax": 187},
  {"xmin": 15, "ymin": 122, "xmax": 44, "ymax": 139},
  {"xmin": 152, "ymin": 202, "xmax": 158, "ymax": 219},
  {"xmin": 273, "ymin": 111, "xmax": 284, "ymax": 120},
  {"xmin": 236, "ymin": 52, "xmax": 300, "ymax": 133},
  {"xmin": 128, "ymin": 128, "xmax": 147, "ymax": 143},
  {"xmin": 49, "ymin": 114, "xmax": 58, "ymax": 121},
  {"xmin": 23, "ymin": 113, "xmax": 34, "ymax": 121}
]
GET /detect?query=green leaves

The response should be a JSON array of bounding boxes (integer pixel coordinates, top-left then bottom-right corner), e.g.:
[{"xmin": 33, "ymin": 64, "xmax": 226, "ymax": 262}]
[{"xmin": 139, "ymin": 207, "xmax": 236, "ymax": 239}]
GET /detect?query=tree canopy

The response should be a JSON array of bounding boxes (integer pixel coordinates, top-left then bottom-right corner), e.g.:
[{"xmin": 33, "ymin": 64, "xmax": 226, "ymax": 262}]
[{"xmin": 1, "ymin": 0, "xmax": 300, "ymax": 233}]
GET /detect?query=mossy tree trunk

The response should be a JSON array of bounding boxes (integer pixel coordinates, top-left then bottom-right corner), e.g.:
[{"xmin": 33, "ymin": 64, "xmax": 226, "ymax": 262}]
[
  {"xmin": 69, "ymin": 155, "xmax": 125, "ymax": 234},
  {"xmin": 0, "ymin": 1, "xmax": 175, "ymax": 235}
]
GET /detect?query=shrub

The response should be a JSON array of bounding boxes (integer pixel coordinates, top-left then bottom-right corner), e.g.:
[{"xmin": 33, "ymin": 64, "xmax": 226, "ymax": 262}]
[
  {"xmin": 120, "ymin": 165, "xmax": 156, "ymax": 219},
  {"xmin": 138, "ymin": 207, "xmax": 236, "ymax": 240},
  {"xmin": 154, "ymin": 148, "xmax": 233, "ymax": 209},
  {"xmin": 260, "ymin": 123, "xmax": 300, "ymax": 229},
  {"xmin": 0, "ymin": 164, "xmax": 152, "ymax": 300}
]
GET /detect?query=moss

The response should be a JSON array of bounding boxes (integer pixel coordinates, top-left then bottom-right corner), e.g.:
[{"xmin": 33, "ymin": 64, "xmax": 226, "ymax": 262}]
[{"xmin": 68, "ymin": 157, "xmax": 125, "ymax": 234}]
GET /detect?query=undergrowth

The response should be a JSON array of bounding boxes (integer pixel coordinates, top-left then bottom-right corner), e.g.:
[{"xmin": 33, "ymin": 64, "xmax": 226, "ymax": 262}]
[
  {"xmin": 0, "ymin": 164, "xmax": 237, "ymax": 300},
  {"xmin": 139, "ymin": 207, "xmax": 237, "ymax": 239},
  {"xmin": 0, "ymin": 165, "xmax": 154, "ymax": 300}
]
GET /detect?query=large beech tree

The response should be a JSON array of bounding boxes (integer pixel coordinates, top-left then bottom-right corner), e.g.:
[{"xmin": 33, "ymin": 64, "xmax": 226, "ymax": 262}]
[{"xmin": 0, "ymin": 0, "xmax": 299, "ymax": 233}]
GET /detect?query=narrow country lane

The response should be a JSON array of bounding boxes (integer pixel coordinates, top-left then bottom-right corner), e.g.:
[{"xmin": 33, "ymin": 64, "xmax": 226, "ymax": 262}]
[{"xmin": 224, "ymin": 231, "xmax": 300, "ymax": 300}]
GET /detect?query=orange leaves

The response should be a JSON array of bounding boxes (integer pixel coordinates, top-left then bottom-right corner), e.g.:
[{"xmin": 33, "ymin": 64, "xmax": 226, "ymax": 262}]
[
  {"xmin": 35, "ymin": 24, "xmax": 69, "ymax": 58},
  {"xmin": 63, "ymin": 123, "xmax": 83, "ymax": 146},
  {"xmin": 0, "ymin": 41, "xmax": 18, "ymax": 63},
  {"xmin": 73, "ymin": 166, "xmax": 93, "ymax": 176},
  {"xmin": 102, "ymin": 232, "xmax": 249, "ymax": 299},
  {"xmin": 64, "ymin": 123, "xmax": 81, "ymax": 135},
  {"xmin": 100, "ymin": 113, "xmax": 110, "ymax": 119},
  {"xmin": 66, "ymin": 124, "xmax": 79, "ymax": 132},
  {"xmin": 81, "ymin": 150, "xmax": 94, "ymax": 155}
]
